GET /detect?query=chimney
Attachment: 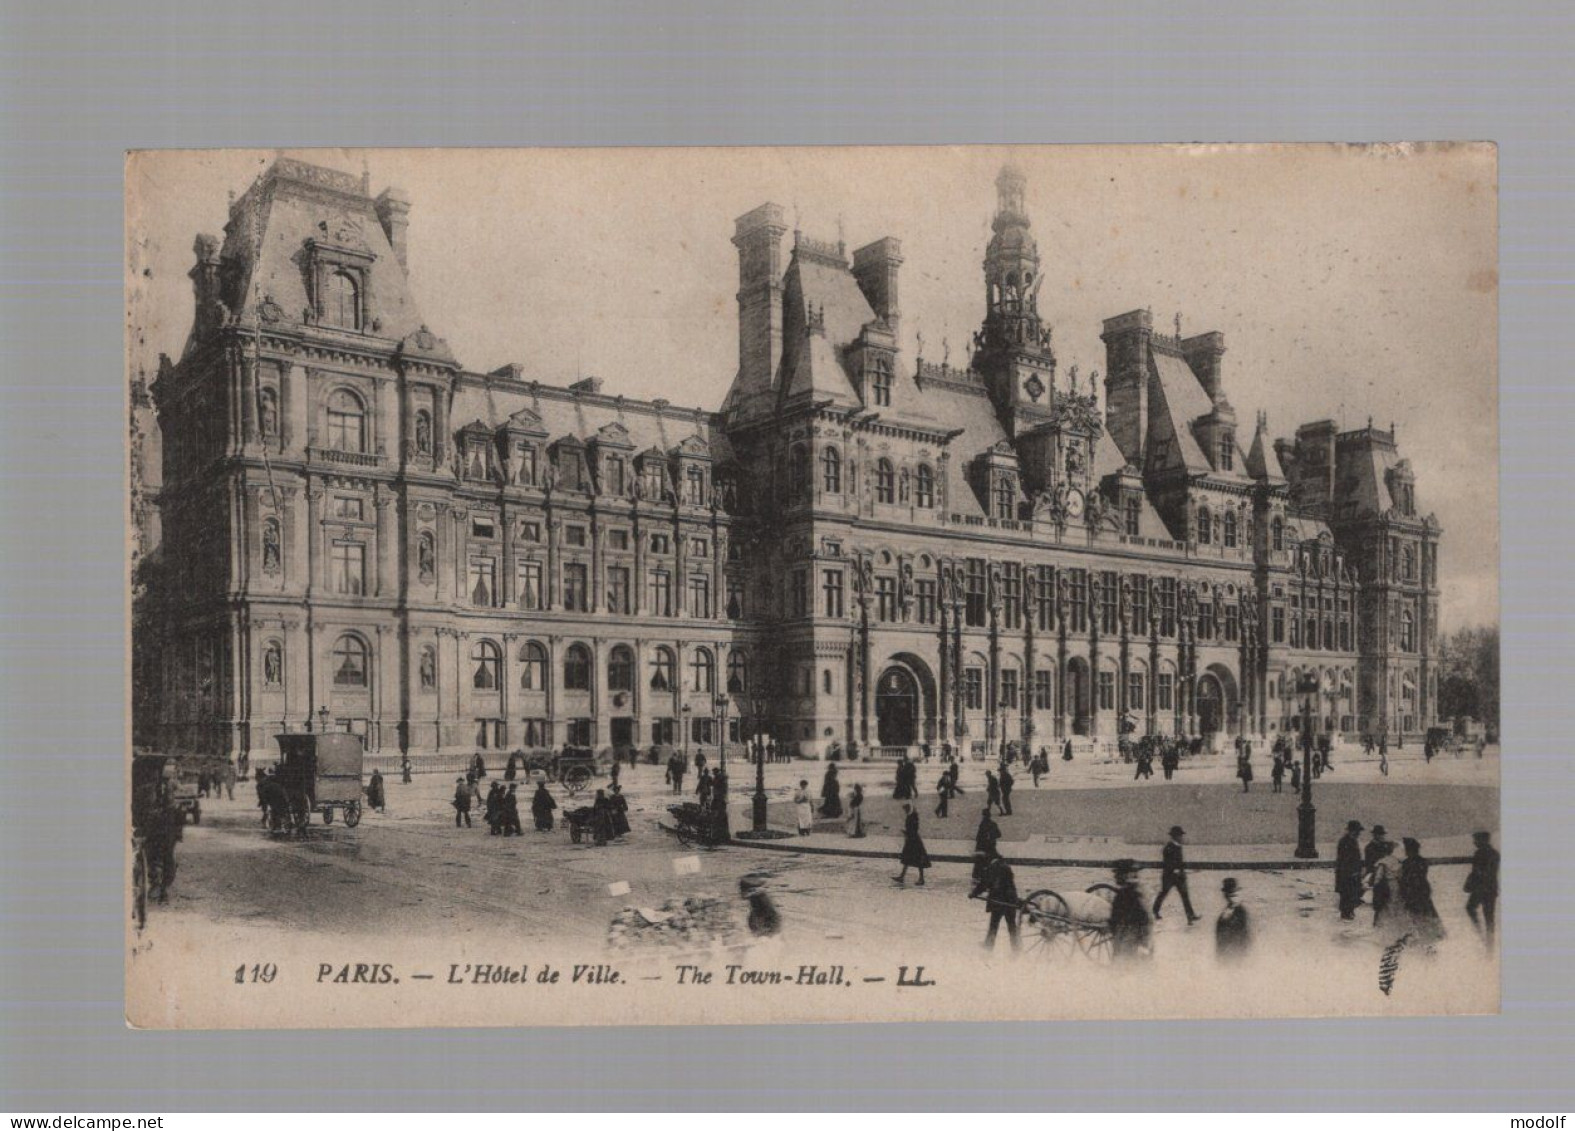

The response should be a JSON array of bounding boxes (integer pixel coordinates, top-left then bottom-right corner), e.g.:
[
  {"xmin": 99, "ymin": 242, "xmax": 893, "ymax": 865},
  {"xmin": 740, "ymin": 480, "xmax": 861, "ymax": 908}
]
[
  {"xmin": 1181, "ymin": 331, "xmax": 1226, "ymax": 405},
  {"xmin": 729, "ymin": 203, "xmax": 788, "ymax": 420},
  {"xmin": 1100, "ymin": 309, "xmax": 1153, "ymax": 466},
  {"xmin": 852, "ymin": 237, "xmax": 903, "ymax": 333},
  {"xmin": 375, "ymin": 186, "xmax": 412, "ymax": 272}
]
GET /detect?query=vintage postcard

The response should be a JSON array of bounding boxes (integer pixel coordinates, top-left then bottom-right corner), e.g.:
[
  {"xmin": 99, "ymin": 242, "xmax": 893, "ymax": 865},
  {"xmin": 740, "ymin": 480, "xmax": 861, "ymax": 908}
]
[{"xmin": 125, "ymin": 145, "xmax": 1499, "ymax": 1028}]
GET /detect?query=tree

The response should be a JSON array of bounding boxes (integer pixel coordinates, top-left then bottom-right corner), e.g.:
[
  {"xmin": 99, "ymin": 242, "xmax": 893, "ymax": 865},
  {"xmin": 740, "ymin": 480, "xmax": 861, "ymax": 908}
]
[{"xmin": 1437, "ymin": 625, "xmax": 1499, "ymax": 732}]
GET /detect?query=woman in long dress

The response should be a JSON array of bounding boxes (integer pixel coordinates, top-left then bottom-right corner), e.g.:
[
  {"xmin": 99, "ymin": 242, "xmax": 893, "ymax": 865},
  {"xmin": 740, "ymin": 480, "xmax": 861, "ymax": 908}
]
[
  {"xmin": 845, "ymin": 783, "xmax": 865, "ymax": 838},
  {"xmin": 531, "ymin": 781, "xmax": 557, "ymax": 831},
  {"xmin": 1398, "ymin": 837, "xmax": 1446, "ymax": 945},
  {"xmin": 793, "ymin": 780, "xmax": 813, "ymax": 836},
  {"xmin": 894, "ymin": 804, "xmax": 931, "ymax": 886},
  {"xmin": 819, "ymin": 764, "xmax": 843, "ymax": 818}
]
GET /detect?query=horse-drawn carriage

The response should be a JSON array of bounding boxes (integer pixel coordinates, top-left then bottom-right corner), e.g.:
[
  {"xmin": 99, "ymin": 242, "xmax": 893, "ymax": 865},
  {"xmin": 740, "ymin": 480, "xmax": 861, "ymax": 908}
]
[
  {"xmin": 513, "ymin": 746, "xmax": 599, "ymax": 795},
  {"xmin": 264, "ymin": 733, "xmax": 365, "ymax": 831}
]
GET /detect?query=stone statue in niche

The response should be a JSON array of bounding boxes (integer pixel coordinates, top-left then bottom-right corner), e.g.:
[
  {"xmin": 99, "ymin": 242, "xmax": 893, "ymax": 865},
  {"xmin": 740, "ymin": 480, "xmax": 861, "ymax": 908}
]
[
  {"xmin": 419, "ymin": 648, "xmax": 436, "ymax": 690},
  {"xmin": 414, "ymin": 412, "xmax": 432, "ymax": 454},
  {"xmin": 418, "ymin": 532, "xmax": 436, "ymax": 582},
  {"xmin": 259, "ymin": 391, "xmax": 278, "ymax": 438},
  {"xmin": 261, "ymin": 521, "xmax": 281, "ymax": 573},
  {"xmin": 263, "ymin": 643, "xmax": 282, "ymax": 687}
]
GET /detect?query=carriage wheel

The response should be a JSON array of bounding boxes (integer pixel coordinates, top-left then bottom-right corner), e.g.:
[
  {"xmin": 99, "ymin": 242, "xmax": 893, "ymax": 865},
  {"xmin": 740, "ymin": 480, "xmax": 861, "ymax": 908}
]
[
  {"xmin": 343, "ymin": 801, "xmax": 361, "ymax": 828},
  {"xmin": 131, "ymin": 846, "xmax": 148, "ymax": 931},
  {"xmin": 563, "ymin": 766, "xmax": 591, "ymax": 794},
  {"xmin": 1078, "ymin": 927, "xmax": 1115, "ymax": 965},
  {"xmin": 1021, "ymin": 890, "xmax": 1076, "ymax": 960}
]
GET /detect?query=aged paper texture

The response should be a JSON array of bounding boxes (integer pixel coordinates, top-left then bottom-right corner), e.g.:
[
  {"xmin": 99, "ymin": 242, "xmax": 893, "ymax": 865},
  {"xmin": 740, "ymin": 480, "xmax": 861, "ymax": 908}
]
[{"xmin": 125, "ymin": 145, "xmax": 1498, "ymax": 1028}]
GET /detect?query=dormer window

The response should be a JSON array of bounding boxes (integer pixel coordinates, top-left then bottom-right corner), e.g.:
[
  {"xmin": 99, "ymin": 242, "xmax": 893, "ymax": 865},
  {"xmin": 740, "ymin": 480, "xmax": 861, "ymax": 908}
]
[
  {"xmin": 605, "ymin": 455, "xmax": 626, "ymax": 496},
  {"xmin": 516, "ymin": 444, "xmax": 537, "ymax": 485},
  {"xmin": 1196, "ymin": 507, "xmax": 1212, "ymax": 545},
  {"xmin": 876, "ymin": 459, "xmax": 895, "ymax": 504},
  {"xmin": 685, "ymin": 465, "xmax": 705, "ymax": 506},
  {"xmin": 993, "ymin": 475, "xmax": 1015, "ymax": 520},
  {"xmin": 641, "ymin": 460, "xmax": 666, "ymax": 501},
  {"xmin": 326, "ymin": 270, "xmax": 361, "ymax": 330},
  {"xmin": 1124, "ymin": 496, "xmax": 1141, "ymax": 536},
  {"xmin": 821, "ymin": 447, "xmax": 842, "ymax": 494},
  {"xmin": 1218, "ymin": 432, "xmax": 1234, "ymax": 471},
  {"xmin": 915, "ymin": 464, "xmax": 935, "ymax": 509},
  {"xmin": 871, "ymin": 358, "xmax": 893, "ymax": 407},
  {"xmin": 1223, "ymin": 510, "xmax": 1238, "ymax": 548}
]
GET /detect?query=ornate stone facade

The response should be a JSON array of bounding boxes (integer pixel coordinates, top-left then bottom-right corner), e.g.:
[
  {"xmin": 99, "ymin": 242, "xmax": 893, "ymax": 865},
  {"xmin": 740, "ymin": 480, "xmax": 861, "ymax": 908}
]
[{"xmin": 138, "ymin": 158, "xmax": 1442, "ymax": 761}]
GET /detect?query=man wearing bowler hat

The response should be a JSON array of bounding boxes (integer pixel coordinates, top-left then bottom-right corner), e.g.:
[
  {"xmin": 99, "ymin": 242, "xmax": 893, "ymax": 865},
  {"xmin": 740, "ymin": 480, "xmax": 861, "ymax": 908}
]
[
  {"xmin": 1152, "ymin": 825, "xmax": 1200, "ymax": 924},
  {"xmin": 1335, "ymin": 819, "xmax": 1366, "ymax": 919},
  {"xmin": 1363, "ymin": 823, "xmax": 1393, "ymax": 881}
]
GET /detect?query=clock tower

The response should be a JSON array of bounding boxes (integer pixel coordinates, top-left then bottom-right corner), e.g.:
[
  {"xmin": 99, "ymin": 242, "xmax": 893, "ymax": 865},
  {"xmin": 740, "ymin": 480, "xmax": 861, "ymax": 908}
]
[{"xmin": 976, "ymin": 164, "xmax": 1057, "ymax": 437}]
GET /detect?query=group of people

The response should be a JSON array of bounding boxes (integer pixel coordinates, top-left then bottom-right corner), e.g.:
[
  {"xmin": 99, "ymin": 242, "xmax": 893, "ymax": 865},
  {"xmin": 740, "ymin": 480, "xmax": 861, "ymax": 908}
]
[
  {"xmin": 1336, "ymin": 821, "xmax": 1499, "ymax": 948},
  {"xmin": 195, "ymin": 760, "xmax": 237, "ymax": 800},
  {"xmin": 792, "ymin": 766, "xmax": 868, "ymax": 838},
  {"xmin": 1128, "ymin": 736, "xmax": 1191, "ymax": 782}
]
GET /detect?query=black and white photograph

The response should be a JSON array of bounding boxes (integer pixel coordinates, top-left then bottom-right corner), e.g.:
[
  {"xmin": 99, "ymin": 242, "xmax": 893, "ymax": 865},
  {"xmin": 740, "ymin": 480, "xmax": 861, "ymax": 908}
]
[{"xmin": 123, "ymin": 144, "xmax": 1499, "ymax": 1028}]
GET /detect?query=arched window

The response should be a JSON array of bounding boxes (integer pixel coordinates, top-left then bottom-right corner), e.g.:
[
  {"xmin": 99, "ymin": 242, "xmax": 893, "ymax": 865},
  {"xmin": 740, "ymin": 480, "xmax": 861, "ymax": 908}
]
[
  {"xmin": 1196, "ymin": 507, "xmax": 1212, "ymax": 545},
  {"xmin": 689, "ymin": 647, "xmax": 715, "ymax": 693},
  {"xmin": 876, "ymin": 459, "xmax": 895, "ymax": 504},
  {"xmin": 1271, "ymin": 518, "xmax": 1284, "ymax": 552},
  {"xmin": 326, "ymin": 389, "xmax": 366, "ymax": 453},
  {"xmin": 727, "ymin": 649, "xmax": 747, "ymax": 694},
  {"xmin": 1402, "ymin": 545, "xmax": 1416, "ymax": 581},
  {"xmin": 607, "ymin": 645, "xmax": 635, "ymax": 692},
  {"xmin": 1222, "ymin": 510, "xmax": 1238, "ymax": 548},
  {"xmin": 326, "ymin": 270, "xmax": 361, "ymax": 330},
  {"xmin": 563, "ymin": 643, "xmax": 592, "ymax": 692},
  {"xmin": 471, "ymin": 640, "xmax": 501, "ymax": 690},
  {"xmin": 649, "ymin": 647, "xmax": 675, "ymax": 691},
  {"xmin": 518, "ymin": 642, "xmax": 547, "ymax": 691},
  {"xmin": 821, "ymin": 446, "xmax": 842, "ymax": 494},
  {"xmin": 331, "ymin": 634, "xmax": 369, "ymax": 687},
  {"xmin": 685, "ymin": 465, "xmax": 705, "ymax": 506},
  {"xmin": 915, "ymin": 464, "xmax": 935, "ymax": 508},
  {"xmin": 994, "ymin": 476, "xmax": 1015, "ymax": 520}
]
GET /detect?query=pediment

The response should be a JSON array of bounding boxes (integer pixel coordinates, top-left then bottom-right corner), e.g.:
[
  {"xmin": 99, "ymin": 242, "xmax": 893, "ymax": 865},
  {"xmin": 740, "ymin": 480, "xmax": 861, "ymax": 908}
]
[
  {"xmin": 592, "ymin": 421, "xmax": 634, "ymax": 449},
  {"xmin": 504, "ymin": 407, "xmax": 548, "ymax": 436}
]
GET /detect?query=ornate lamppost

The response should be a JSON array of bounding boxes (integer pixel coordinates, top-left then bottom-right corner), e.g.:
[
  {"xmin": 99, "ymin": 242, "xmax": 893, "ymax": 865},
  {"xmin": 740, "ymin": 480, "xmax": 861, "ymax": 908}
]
[
  {"xmin": 1294, "ymin": 673, "xmax": 1320, "ymax": 858},
  {"xmin": 750, "ymin": 690, "xmax": 769, "ymax": 833},
  {"xmin": 680, "ymin": 703, "xmax": 692, "ymax": 769},
  {"xmin": 714, "ymin": 693, "xmax": 730, "ymax": 770}
]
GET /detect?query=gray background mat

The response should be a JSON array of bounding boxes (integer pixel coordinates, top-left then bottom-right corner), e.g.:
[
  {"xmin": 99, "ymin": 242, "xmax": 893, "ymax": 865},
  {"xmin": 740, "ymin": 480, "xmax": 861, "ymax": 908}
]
[{"xmin": 1, "ymin": 0, "xmax": 1570, "ymax": 1111}]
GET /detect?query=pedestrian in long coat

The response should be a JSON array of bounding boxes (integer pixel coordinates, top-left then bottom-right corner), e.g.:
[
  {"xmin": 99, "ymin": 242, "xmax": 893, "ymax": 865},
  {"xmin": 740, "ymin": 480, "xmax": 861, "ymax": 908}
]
[
  {"xmin": 531, "ymin": 782, "xmax": 557, "ymax": 831},
  {"xmin": 1364, "ymin": 825, "xmax": 1393, "ymax": 880},
  {"xmin": 1031, "ymin": 751, "xmax": 1046, "ymax": 788},
  {"xmin": 1289, "ymin": 758, "xmax": 1302, "ymax": 792},
  {"xmin": 934, "ymin": 772, "xmax": 954, "ymax": 819},
  {"xmin": 609, "ymin": 785, "xmax": 631, "ymax": 838},
  {"xmin": 1063, "ymin": 738, "xmax": 1074, "ymax": 762},
  {"xmin": 1108, "ymin": 861, "xmax": 1152, "ymax": 960},
  {"xmin": 970, "ymin": 855, "xmax": 1022, "ymax": 950},
  {"xmin": 1270, "ymin": 752, "xmax": 1285, "ymax": 793},
  {"xmin": 696, "ymin": 767, "xmax": 713, "ymax": 810},
  {"xmin": 998, "ymin": 764, "xmax": 1015, "ymax": 815},
  {"xmin": 505, "ymin": 751, "xmax": 520, "ymax": 782},
  {"xmin": 501, "ymin": 784, "xmax": 523, "ymax": 837},
  {"xmin": 892, "ymin": 756, "xmax": 913, "ymax": 800},
  {"xmin": 793, "ymin": 781, "xmax": 813, "ymax": 836},
  {"xmin": 400, "ymin": 756, "xmax": 412, "ymax": 784},
  {"xmin": 985, "ymin": 771, "xmax": 1002, "ymax": 816},
  {"xmin": 1162, "ymin": 744, "xmax": 1180, "ymax": 781},
  {"xmin": 972, "ymin": 808, "xmax": 1002, "ymax": 881},
  {"xmin": 819, "ymin": 763, "xmax": 843, "ymax": 818},
  {"xmin": 484, "ymin": 782, "xmax": 504, "ymax": 834},
  {"xmin": 1465, "ymin": 830, "xmax": 1500, "ymax": 947},
  {"xmin": 1215, "ymin": 877, "xmax": 1251, "ymax": 962},
  {"xmin": 846, "ymin": 783, "xmax": 866, "ymax": 838},
  {"xmin": 590, "ymin": 789, "xmax": 615, "ymax": 846},
  {"xmin": 1335, "ymin": 820, "xmax": 1365, "ymax": 919},
  {"xmin": 670, "ymin": 754, "xmax": 686, "ymax": 796},
  {"xmin": 1237, "ymin": 752, "xmax": 1254, "ymax": 793},
  {"xmin": 452, "ymin": 778, "xmax": 473, "ymax": 828},
  {"xmin": 894, "ymin": 804, "xmax": 930, "ymax": 886},
  {"xmin": 1398, "ymin": 837, "xmax": 1445, "ymax": 944},
  {"xmin": 366, "ymin": 768, "xmax": 385, "ymax": 813}
]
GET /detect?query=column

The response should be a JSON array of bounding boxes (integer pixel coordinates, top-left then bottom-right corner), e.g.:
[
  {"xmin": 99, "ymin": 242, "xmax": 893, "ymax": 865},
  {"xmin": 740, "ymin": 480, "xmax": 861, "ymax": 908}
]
[
  {"xmin": 1056, "ymin": 629, "xmax": 1068, "ymax": 740},
  {"xmin": 374, "ymin": 489, "xmax": 394, "ymax": 598},
  {"xmin": 937, "ymin": 603, "xmax": 950, "ymax": 748}
]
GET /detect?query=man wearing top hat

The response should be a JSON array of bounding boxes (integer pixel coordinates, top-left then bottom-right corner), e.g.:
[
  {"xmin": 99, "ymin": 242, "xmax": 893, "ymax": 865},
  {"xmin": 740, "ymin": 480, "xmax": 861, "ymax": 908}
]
[
  {"xmin": 1215, "ymin": 877, "xmax": 1251, "ymax": 961},
  {"xmin": 1363, "ymin": 824, "xmax": 1394, "ymax": 881},
  {"xmin": 1335, "ymin": 819, "xmax": 1366, "ymax": 919},
  {"xmin": 1152, "ymin": 825, "xmax": 1200, "ymax": 924}
]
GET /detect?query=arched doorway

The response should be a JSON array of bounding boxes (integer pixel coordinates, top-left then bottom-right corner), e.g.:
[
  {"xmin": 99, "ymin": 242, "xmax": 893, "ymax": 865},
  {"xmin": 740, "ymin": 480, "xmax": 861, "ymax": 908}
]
[
  {"xmin": 1197, "ymin": 674, "xmax": 1225, "ymax": 736},
  {"xmin": 876, "ymin": 666, "xmax": 919, "ymax": 747},
  {"xmin": 1066, "ymin": 657, "xmax": 1091, "ymax": 736}
]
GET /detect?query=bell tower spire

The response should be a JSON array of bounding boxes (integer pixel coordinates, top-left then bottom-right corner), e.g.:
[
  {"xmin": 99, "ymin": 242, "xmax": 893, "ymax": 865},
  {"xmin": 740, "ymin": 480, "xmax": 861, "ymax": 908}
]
[{"xmin": 976, "ymin": 164, "xmax": 1056, "ymax": 434}]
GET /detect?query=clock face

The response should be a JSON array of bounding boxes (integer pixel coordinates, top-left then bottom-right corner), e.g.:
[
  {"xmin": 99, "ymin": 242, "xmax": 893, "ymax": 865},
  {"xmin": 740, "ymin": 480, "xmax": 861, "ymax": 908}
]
[{"xmin": 1066, "ymin": 489, "xmax": 1085, "ymax": 518}]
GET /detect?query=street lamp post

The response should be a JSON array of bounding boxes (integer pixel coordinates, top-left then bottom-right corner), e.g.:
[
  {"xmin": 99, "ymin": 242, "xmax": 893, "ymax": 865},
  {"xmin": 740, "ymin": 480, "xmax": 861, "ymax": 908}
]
[
  {"xmin": 750, "ymin": 692, "xmax": 769, "ymax": 832},
  {"xmin": 714, "ymin": 694, "xmax": 730, "ymax": 770},
  {"xmin": 1295, "ymin": 674, "xmax": 1320, "ymax": 858},
  {"xmin": 681, "ymin": 703, "xmax": 691, "ymax": 769}
]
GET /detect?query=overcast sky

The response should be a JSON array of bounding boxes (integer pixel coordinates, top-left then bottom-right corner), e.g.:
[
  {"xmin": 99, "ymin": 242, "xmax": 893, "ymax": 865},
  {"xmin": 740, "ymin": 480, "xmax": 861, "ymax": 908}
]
[{"xmin": 127, "ymin": 145, "xmax": 1498, "ymax": 630}]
